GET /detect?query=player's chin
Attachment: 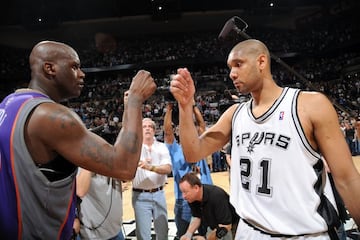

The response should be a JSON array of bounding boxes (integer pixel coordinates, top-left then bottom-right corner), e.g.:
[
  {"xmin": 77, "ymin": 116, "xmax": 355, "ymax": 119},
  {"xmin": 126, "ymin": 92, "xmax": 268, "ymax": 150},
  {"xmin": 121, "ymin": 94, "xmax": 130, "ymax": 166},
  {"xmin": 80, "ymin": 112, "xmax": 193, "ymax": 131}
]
[
  {"xmin": 66, "ymin": 91, "xmax": 82, "ymax": 100},
  {"xmin": 74, "ymin": 87, "xmax": 83, "ymax": 96},
  {"xmin": 236, "ymin": 87, "xmax": 249, "ymax": 95}
]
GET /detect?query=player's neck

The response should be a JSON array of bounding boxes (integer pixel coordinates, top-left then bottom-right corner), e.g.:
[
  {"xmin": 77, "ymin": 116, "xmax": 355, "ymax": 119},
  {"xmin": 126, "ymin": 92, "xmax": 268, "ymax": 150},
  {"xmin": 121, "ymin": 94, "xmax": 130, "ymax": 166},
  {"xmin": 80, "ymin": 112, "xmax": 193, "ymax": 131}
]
[
  {"xmin": 251, "ymin": 85, "xmax": 283, "ymax": 107},
  {"xmin": 251, "ymin": 86, "xmax": 283, "ymax": 118}
]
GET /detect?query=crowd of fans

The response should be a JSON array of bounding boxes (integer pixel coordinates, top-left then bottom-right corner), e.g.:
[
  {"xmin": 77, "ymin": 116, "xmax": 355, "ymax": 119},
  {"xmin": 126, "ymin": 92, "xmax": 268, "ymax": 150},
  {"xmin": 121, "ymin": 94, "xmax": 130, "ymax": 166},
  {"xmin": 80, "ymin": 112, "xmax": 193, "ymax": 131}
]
[{"xmin": 1, "ymin": 4, "xmax": 359, "ymax": 157}]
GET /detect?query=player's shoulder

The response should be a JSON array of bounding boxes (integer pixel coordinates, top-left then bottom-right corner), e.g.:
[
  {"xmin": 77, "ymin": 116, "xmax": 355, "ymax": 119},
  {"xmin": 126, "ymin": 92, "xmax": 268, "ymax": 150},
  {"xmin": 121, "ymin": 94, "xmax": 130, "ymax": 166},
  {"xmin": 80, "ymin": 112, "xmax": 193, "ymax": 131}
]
[
  {"xmin": 297, "ymin": 90, "xmax": 336, "ymax": 120},
  {"xmin": 298, "ymin": 90, "xmax": 332, "ymax": 106},
  {"xmin": 35, "ymin": 101, "xmax": 72, "ymax": 113},
  {"xmin": 30, "ymin": 101, "xmax": 84, "ymax": 132},
  {"xmin": 223, "ymin": 103, "xmax": 242, "ymax": 118}
]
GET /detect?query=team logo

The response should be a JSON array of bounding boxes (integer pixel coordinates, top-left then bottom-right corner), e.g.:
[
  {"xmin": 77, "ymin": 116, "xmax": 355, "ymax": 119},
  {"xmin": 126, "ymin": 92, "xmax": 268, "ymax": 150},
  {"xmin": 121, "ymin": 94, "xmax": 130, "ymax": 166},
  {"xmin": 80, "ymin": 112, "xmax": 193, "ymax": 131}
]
[
  {"xmin": 239, "ymin": 131, "xmax": 291, "ymax": 153},
  {"xmin": 279, "ymin": 111, "xmax": 285, "ymax": 120},
  {"xmin": 247, "ymin": 132, "xmax": 264, "ymax": 153}
]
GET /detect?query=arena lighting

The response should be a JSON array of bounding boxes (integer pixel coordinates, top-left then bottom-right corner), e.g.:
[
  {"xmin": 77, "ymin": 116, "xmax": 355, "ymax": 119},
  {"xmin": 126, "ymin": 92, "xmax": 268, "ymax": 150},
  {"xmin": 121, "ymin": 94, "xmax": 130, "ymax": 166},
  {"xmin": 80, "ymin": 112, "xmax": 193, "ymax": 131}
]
[{"xmin": 150, "ymin": 0, "xmax": 181, "ymax": 21}]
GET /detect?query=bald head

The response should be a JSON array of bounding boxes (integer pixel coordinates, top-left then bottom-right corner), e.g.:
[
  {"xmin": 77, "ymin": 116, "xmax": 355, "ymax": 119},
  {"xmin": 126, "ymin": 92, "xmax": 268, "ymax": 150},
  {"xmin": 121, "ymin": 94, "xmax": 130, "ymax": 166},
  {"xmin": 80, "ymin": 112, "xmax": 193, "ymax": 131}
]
[
  {"xmin": 29, "ymin": 41, "xmax": 78, "ymax": 72},
  {"xmin": 230, "ymin": 39, "xmax": 271, "ymax": 63},
  {"xmin": 27, "ymin": 41, "xmax": 84, "ymax": 102}
]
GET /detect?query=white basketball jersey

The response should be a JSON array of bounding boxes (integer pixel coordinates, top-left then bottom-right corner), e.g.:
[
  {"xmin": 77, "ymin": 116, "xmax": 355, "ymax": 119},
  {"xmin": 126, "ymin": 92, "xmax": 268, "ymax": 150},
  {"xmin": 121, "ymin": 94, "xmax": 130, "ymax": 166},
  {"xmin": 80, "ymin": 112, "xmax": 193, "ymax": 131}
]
[{"xmin": 230, "ymin": 87, "xmax": 339, "ymax": 235}]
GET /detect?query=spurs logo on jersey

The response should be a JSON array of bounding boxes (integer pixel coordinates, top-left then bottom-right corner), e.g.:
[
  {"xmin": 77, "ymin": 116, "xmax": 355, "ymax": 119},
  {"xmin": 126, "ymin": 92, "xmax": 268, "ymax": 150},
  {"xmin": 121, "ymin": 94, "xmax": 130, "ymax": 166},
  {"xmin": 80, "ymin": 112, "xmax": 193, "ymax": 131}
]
[
  {"xmin": 235, "ymin": 132, "xmax": 291, "ymax": 154},
  {"xmin": 229, "ymin": 87, "xmax": 340, "ymax": 236}
]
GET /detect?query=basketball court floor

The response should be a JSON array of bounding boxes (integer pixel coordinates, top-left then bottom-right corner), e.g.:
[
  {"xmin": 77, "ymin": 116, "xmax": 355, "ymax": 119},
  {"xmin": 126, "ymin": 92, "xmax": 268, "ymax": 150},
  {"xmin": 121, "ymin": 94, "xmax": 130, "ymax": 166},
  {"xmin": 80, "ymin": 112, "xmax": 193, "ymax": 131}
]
[
  {"xmin": 121, "ymin": 171, "xmax": 229, "ymax": 239},
  {"xmin": 121, "ymin": 156, "xmax": 360, "ymax": 239}
]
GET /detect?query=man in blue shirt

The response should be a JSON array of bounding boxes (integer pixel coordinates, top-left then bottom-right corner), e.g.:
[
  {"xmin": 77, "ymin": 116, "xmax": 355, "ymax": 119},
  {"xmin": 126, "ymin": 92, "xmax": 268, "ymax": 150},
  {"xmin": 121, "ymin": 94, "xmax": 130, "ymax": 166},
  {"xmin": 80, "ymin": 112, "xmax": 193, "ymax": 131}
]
[{"xmin": 164, "ymin": 102, "xmax": 212, "ymax": 239}]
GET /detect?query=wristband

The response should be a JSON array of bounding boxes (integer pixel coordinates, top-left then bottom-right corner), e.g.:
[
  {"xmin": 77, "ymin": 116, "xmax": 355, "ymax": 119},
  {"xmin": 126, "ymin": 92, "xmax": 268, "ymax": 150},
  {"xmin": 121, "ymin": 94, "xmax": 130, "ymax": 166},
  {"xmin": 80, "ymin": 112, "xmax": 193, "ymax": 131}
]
[
  {"xmin": 150, "ymin": 165, "xmax": 156, "ymax": 172},
  {"xmin": 185, "ymin": 231, "xmax": 192, "ymax": 239}
]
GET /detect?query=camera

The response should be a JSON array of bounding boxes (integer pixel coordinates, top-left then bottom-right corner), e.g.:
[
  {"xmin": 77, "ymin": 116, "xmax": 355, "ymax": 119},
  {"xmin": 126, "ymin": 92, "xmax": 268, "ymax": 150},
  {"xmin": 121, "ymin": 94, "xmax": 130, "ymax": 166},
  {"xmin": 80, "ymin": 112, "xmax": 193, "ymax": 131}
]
[
  {"xmin": 157, "ymin": 85, "xmax": 179, "ymax": 125},
  {"xmin": 157, "ymin": 86, "xmax": 176, "ymax": 102},
  {"xmin": 216, "ymin": 226, "xmax": 228, "ymax": 239},
  {"xmin": 157, "ymin": 74, "xmax": 177, "ymax": 103}
]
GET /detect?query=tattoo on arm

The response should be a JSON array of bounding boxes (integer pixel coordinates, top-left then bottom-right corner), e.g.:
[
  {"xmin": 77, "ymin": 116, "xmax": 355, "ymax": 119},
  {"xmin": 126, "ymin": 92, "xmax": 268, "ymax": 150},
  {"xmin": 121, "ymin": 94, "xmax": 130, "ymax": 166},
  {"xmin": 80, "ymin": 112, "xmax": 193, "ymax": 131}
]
[
  {"xmin": 80, "ymin": 140, "xmax": 114, "ymax": 169},
  {"xmin": 118, "ymin": 131, "xmax": 139, "ymax": 153},
  {"xmin": 48, "ymin": 109, "xmax": 77, "ymax": 129}
]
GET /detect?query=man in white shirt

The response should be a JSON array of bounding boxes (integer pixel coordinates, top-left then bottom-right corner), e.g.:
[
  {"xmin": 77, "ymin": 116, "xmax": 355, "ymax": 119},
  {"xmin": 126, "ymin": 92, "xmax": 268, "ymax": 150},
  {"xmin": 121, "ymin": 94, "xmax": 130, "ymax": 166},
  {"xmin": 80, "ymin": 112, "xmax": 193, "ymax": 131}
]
[{"xmin": 132, "ymin": 118, "xmax": 172, "ymax": 240}]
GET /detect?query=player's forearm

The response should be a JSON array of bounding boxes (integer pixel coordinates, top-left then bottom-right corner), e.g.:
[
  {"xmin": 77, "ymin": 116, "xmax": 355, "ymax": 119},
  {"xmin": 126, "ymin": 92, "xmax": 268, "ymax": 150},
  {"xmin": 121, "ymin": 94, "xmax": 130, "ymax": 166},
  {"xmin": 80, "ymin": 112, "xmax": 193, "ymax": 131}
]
[
  {"xmin": 337, "ymin": 177, "xmax": 360, "ymax": 227},
  {"xmin": 193, "ymin": 106, "xmax": 205, "ymax": 134},
  {"xmin": 113, "ymin": 97, "xmax": 143, "ymax": 179},
  {"xmin": 179, "ymin": 104, "xmax": 203, "ymax": 163}
]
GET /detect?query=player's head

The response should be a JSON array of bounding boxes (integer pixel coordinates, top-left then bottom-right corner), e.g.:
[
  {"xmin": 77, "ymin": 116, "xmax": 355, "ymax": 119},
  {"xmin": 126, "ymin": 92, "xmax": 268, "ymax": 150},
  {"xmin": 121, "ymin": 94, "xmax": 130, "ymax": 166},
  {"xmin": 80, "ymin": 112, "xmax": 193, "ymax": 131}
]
[
  {"xmin": 227, "ymin": 39, "xmax": 271, "ymax": 94},
  {"xmin": 29, "ymin": 41, "xmax": 85, "ymax": 101}
]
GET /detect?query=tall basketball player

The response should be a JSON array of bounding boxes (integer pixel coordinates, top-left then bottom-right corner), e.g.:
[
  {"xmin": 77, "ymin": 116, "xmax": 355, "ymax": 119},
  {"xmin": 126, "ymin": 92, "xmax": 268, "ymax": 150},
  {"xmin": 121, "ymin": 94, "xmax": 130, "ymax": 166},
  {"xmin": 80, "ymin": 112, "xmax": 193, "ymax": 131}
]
[{"xmin": 170, "ymin": 39, "xmax": 360, "ymax": 239}]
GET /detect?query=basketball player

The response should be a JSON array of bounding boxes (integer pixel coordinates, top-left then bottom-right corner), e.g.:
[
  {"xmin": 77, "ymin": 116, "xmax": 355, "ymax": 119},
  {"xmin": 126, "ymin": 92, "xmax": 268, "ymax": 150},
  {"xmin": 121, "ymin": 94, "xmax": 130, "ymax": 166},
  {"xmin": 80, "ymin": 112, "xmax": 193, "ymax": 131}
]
[
  {"xmin": 170, "ymin": 39, "xmax": 360, "ymax": 239},
  {"xmin": 0, "ymin": 41, "xmax": 156, "ymax": 239}
]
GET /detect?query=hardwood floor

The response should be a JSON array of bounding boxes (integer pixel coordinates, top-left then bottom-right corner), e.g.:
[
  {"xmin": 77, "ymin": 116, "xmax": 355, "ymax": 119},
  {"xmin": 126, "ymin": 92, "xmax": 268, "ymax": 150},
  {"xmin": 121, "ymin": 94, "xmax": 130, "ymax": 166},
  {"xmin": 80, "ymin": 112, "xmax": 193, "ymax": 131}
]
[{"xmin": 122, "ymin": 171, "xmax": 229, "ymax": 222}]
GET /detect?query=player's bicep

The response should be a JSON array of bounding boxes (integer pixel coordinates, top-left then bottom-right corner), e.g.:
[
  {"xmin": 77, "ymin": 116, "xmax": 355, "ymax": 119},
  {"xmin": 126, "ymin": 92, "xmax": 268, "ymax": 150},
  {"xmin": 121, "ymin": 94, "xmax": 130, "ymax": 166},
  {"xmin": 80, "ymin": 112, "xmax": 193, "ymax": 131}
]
[
  {"xmin": 32, "ymin": 103, "xmax": 111, "ymax": 167},
  {"xmin": 304, "ymin": 93, "xmax": 353, "ymax": 173},
  {"xmin": 309, "ymin": 93, "xmax": 345, "ymax": 148},
  {"xmin": 199, "ymin": 105, "xmax": 236, "ymax": 154}
]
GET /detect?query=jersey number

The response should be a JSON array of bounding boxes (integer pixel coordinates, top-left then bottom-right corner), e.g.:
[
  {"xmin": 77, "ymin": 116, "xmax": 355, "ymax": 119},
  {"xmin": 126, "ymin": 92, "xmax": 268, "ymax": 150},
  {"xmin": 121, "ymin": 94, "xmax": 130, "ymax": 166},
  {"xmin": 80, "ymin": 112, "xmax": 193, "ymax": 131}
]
[{"xmin": 240, "ymin": 157, "xmax": 272, "ymax": 196}]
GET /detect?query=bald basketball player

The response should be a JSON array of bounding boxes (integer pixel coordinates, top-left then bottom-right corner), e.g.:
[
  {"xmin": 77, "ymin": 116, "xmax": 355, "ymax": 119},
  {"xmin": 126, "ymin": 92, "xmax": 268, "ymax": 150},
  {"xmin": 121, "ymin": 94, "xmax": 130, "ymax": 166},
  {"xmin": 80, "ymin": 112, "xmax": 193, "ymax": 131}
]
[
  {"xmin": 170, "ymin": 39, "xmax": 360, "ymax": 239},
  {"xmin": 0, "ymin": 41, "xmax": 156, "ymax": 239}
]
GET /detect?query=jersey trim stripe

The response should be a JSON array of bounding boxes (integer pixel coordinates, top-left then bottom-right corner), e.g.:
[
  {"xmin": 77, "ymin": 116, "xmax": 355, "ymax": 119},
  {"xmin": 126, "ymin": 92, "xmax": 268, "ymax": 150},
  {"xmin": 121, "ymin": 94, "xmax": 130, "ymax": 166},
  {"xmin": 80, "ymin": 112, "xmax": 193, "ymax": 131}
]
[
  {"xmin": 247, "ymin": 87, "xmax": 289, "ymax": 123},
  {"xmin": 290, "ymin": 89, "xmax": 341, "ymax": 231},
  {"xmin": 58, "ymin": 182, "xmax": 76, "ymax": 240},
  {"xmin": 10, "ymin": 99, "xmax": 31, "ymax": 240},
  {"xmin": 291, "ymin": 89, "xmax": 321, "ymax": 159}
]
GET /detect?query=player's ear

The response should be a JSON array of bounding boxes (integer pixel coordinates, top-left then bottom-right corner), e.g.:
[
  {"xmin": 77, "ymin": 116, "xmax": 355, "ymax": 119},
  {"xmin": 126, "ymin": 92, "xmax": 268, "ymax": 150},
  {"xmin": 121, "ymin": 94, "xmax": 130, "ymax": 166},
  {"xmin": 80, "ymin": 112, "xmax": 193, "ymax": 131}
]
[
  {"xmin": 44, "ymin": 62, "xmax": 56, "ymax": 76},
  {"xmin": 258, "ymin": 54, "xmax": 267, "ymax": 71}
]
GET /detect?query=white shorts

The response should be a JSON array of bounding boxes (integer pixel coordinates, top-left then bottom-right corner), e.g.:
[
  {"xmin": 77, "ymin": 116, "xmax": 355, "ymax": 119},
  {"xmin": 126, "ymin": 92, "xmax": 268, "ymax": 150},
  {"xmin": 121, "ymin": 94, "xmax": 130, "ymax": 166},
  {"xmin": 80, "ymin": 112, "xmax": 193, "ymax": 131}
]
[{"xmin": 234, "ymin": 219, "xmax": 331, "ymax": 240}]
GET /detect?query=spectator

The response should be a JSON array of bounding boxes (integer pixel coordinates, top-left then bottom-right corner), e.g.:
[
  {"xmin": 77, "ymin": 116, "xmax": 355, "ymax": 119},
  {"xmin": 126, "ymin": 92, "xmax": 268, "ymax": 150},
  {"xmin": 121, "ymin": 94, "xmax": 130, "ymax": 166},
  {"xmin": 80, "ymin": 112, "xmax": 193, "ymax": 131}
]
[
  {"xmin": 164, "ymin": 102, "xmax": 213, "ymax": 239},
  {"xmin": 179, "ymin": 172, "xmax": 239, "ymax": 240},
  {"xmin": 131, "ymin": 118, "xmax": 172, "ymax": 240}
]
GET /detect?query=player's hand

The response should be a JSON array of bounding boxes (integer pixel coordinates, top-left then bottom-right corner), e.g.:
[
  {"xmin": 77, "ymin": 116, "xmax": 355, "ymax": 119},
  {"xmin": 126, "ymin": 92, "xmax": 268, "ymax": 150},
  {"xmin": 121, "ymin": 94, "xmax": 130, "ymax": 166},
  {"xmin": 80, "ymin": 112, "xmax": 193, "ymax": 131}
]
[
  {"xmin": 170, "ymin": 68, "xmax": 195, "ymax": 107},
  {"xmin": 128, "ymin": 70, "xmax": 156, "ymax": 103}
]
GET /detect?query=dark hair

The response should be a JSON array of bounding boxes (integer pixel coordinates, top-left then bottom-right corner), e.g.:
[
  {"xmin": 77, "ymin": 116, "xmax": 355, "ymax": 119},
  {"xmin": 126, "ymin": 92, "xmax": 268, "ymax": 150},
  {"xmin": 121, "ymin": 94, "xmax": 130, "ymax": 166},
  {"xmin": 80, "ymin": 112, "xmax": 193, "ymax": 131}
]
[{"xmin": 179, "ymin": 172, "xmax": 202, "ymax": 187}]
